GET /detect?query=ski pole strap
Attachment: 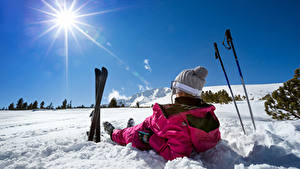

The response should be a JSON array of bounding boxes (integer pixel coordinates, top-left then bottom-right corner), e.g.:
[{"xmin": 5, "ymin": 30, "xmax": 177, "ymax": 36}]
[
  {"xmin": 225, "ymin": 29, "xmax": 232, "ymax": 41},
  {"xmin": 223, "ymin": 29, "xmax": 232, "ymax": 50}
]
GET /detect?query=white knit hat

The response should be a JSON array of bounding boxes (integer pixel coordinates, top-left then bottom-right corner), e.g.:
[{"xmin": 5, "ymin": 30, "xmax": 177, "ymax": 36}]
[{"xmin": 172, "ymin": 66, "xmax": 208, "ymax": 97}]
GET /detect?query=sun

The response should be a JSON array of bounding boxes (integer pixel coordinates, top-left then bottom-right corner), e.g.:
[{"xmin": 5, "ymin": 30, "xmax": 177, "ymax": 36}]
[
  {"xmin": 56, "ymin": 10, "xmax": 76, "ymax": 29},
  {"xmin": 35, "ymin": 0, "xmax": 123, "ymax": 59},
  {"xmin": 34, "ymin": 0, "xmax": 123, "ymax": 84}
]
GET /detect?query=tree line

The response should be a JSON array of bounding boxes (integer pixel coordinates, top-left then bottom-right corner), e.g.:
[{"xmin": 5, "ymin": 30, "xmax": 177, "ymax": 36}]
[
  {"xmin": 201, "ymin": 90, "xmax": 245, "ymax": 104},
  {"xmin": 5, "ymin": 98, "xmax": 94, "ymax": 110},
  {"xmin": 108, "ymin": 98, "xmax": 142, "ymax": 108},
  {"xmin": 3, "ymin": 90, "xmax": 247, "ymax": 110}
]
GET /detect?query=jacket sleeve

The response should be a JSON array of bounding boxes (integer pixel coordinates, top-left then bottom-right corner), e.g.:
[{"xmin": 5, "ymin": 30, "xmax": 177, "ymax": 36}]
[{"xmin": 149, "ymin": 126, "xmax": 193, "ymax": 161}]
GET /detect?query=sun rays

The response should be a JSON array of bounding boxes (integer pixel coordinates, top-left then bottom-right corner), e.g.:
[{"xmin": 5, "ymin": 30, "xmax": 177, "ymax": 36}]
[{"xmin": 34, "ymin": 0, "xmax": 121, "ymax": 81}]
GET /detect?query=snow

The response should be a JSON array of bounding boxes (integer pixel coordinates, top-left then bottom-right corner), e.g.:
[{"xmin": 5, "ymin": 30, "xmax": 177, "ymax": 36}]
[{"xmin": 1, "ymin": 84, "xmax": 300, "ymax": 169}]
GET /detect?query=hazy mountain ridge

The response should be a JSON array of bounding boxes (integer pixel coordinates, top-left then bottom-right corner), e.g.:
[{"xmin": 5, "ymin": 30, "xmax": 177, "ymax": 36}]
[{"xmin": 117, "ymin": 87, "xmax": 172, "ymax": 107}]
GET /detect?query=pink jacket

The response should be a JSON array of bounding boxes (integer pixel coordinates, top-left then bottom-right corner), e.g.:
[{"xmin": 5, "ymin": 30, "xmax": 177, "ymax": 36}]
[{"xmin": 112, "ymin": 102, "xmax": 221, "ymax": 160}]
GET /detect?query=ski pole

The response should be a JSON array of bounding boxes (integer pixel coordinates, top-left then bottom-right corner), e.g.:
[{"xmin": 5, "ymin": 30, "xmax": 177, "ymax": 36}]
[
  {"xmin": 214, "ymin": 43, "xmax": 246, "ymax": 134},
  {"xmin": 223, "ymin": 29, "xmax": 256, "ymax": 131}
]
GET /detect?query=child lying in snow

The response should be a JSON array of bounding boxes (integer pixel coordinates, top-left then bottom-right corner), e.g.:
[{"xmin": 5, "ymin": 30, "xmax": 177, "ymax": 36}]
[{"xmin": 103, "ymin": 66, "xmax": 221, "ymax": 160}]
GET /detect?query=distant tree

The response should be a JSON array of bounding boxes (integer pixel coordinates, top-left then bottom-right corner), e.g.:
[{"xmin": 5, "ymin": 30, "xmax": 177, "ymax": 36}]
[
  {"xmin": 260, "ymin": 94, "xmax": 271, "ymax": 101},
  {"xmin": 202, "ymin": 90, "xmax": 215, "ymax": 103},
  {"xmin": 32, "ymin": 101, "xmax": 38, "ymax": 109},
  {"xmin": 90, "ymin": 104, "xmax": 94, "ymax": 108},
  {"xmin": 242, "ymin": 95, "xmax": 246, "ymax": 100},
  {"xmin": 216, "ymin": 90, "xmax": 232, "ymax": 104},
  {"xmin": 67, "ymin": 100, "xmax": 72, "ymax": 109},
  {"xmin": 202, "ymin": 90, "xmax": 232, "ymax": 104},
  {"xmin": 40, "ymin": 101, "xmax": 45, "ymax": 109},
  {"xmin": 28, "ymin": 103, "xmax": 33, "ymax": 110},
  {"xmin": 108, "ymin": 98, "xmax": 118, "ymax": 108},
  {"xmin": 62, "ymin": 99, "xmax": 67, "ymax": 109},
  {"xmin": 234, "ymin": 95, "xmax": 243, "ymax": 101},
  {"xmin": 22, "ymin": 102, "xmax": 28, "ymax": 110},
  {"xmin": 265, "ymin": 67, "xmax": 300, "ymax": 120},
  {"xmin": 136, "ymin": 102, "xmax": 140, "ymax": 108},
  {"xmin": 8, "ymin": 103, "xmax": 14, "ymax": 110},
  {"xmin": 121, "ymin": 104, "xmax": 125, "ymax": 107},
  {"xmin": 77, "ymin": 105, "xmax": 86, "ymax": 108},
  {"xmin": 46, "ymin": 102, "xmax": 53, "ymax": 109},
  {"xmin": 16, "ymin": 98, "xmax": 24, "ymax": 110}
]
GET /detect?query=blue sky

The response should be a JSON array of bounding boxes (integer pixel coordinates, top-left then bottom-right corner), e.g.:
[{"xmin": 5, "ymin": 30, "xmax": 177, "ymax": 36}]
[{"xmin": 0, "ymin": 0, "xmax": 299, "ymax": 107}]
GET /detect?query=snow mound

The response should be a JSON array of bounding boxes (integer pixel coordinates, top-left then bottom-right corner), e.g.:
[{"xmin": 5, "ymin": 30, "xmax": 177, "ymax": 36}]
[{"xmin": 165, "ymin": 157, "xmax": 205, "ymax": 169}]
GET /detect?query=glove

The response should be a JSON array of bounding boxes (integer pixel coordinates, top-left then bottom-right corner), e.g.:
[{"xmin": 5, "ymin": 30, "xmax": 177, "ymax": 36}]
[{"xmin": 138, "ymin": 131, "xmax": 153, "ymax": 144}]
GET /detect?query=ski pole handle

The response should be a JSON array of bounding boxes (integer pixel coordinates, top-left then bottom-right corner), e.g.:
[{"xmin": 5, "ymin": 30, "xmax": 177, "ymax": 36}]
[{"xmin": 225, "ymin": 29, "xmax": 232, "ymax": 42}]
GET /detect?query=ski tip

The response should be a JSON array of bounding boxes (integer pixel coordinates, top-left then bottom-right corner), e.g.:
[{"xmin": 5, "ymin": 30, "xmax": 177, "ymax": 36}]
[
  {"xmin": 94, "ymin": 67, "xmax": 108, "ymax": 77},
  {"xmin": 95, "ymin": 68, "xmax": 101, "ymax": 74},
  {"xmin": 101, "ymin": 67, "xmax": 108, "ymax": 74}
]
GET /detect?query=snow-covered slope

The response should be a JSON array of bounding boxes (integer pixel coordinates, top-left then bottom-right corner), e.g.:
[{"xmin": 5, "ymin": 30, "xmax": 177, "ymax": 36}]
[
  {"xmin": 1, "ymin": 83, "xmax": 299, "ymax": 169},
  {"xmin": 119, "ymin": 83, "xmax": 282, "ymax": 107},
  {"xmin": 0, "ymin": 101, "xmax": 299, "ymax": 169}
]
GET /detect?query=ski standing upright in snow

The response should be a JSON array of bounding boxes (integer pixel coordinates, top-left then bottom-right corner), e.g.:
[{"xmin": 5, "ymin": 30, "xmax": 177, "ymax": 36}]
[
  {"xmin": 223, "ymin": 29, "xmax": 256, "ymax": 131},
  {"xmin": 88, "ymin": 67, "xmax": 108, "ymax": 142}
]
